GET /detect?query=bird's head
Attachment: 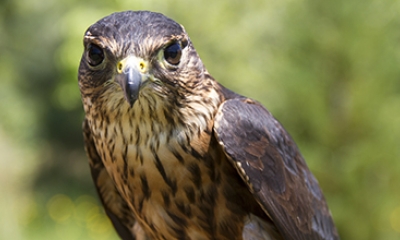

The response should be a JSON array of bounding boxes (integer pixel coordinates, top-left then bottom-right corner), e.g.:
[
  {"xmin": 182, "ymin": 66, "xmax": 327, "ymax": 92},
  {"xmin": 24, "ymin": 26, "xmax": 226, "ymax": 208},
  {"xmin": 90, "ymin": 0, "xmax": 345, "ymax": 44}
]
[{"xmin": 78, "ymin": 11, "xmax": 208, "ymax": 108}]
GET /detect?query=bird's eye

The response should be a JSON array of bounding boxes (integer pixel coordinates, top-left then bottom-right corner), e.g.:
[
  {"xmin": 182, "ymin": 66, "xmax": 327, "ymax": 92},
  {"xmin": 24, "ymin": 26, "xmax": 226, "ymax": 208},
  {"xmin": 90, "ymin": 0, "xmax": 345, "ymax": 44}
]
[
  {"xmin": 163, "ymin": 42, "xmax": 182, "ymax": 65},
  {"xmin": 88, "ymin": 44, "xmax": 104, "ymax": 66}
]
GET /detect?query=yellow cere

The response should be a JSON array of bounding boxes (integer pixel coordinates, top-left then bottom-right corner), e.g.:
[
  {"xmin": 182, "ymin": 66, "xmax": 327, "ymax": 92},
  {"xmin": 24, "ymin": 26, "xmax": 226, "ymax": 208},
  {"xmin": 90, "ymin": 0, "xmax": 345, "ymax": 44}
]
[{"xmin": 117, "ymin": 56, "xmax": 148, "ymax": 74}]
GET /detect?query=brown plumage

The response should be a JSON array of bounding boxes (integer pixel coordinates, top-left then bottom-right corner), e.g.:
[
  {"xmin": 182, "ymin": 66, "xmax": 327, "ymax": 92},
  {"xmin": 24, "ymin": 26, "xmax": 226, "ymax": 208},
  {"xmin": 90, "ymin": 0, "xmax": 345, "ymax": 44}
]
[{"xmin": 78, "ymin": 11, "xmax": 339, "ymax": 240}]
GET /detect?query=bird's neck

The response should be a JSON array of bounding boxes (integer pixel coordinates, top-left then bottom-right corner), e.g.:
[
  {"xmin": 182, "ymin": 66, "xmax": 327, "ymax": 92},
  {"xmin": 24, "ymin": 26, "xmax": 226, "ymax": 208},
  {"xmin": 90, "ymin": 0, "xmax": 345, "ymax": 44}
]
[{"xmin": 84, "ymin": 82, "xmax": 223, "ymax": 145}]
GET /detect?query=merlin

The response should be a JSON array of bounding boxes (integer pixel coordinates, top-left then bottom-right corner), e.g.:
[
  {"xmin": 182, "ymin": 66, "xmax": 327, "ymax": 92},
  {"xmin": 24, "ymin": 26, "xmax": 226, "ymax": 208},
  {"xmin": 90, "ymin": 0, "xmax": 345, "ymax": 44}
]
[{"xmin": 78, "ymin": 11, "xmax": 339, "ymax": 240}]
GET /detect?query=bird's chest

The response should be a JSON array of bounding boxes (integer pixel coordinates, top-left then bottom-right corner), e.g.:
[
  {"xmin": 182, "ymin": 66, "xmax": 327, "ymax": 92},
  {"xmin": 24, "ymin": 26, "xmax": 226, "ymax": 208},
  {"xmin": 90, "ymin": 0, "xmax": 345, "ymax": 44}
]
[{"xmin": 90, "ymin": 115, "xmax": 251, "ymax": 239}]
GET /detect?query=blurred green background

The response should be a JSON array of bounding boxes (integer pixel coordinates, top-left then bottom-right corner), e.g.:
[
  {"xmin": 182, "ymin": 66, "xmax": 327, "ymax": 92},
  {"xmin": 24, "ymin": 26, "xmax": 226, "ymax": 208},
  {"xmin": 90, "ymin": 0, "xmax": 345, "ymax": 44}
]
[{"xmin": 1, "ymin": 0, "xmax": 399, "ymax": 239}]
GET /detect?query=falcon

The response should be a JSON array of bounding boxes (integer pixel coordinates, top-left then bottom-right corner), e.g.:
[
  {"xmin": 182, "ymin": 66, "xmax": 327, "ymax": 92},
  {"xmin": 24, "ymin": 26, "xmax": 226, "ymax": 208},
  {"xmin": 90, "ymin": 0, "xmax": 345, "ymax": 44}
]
[{"xmin": 78, "ymin": 11, "xmax": 339, "ymax": 240}]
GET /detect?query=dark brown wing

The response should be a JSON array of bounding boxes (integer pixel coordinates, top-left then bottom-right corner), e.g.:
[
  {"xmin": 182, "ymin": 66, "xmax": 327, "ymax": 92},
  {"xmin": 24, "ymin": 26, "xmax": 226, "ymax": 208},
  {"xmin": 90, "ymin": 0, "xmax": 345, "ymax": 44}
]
[
  {"xmin": 213, "ymin": 94, "xmax": 339, "ymax": 240},
  {"xmin": 83, "ymin": 119, "xmax": 144, "ymax": 240}
]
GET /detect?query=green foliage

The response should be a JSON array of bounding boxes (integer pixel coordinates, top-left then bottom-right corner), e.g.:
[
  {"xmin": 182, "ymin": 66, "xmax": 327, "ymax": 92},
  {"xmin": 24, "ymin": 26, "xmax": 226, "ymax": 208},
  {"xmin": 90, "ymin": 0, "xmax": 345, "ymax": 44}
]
[{"xmin": 1, "ymin": 0, "xmax": 399, "ymax": 239}]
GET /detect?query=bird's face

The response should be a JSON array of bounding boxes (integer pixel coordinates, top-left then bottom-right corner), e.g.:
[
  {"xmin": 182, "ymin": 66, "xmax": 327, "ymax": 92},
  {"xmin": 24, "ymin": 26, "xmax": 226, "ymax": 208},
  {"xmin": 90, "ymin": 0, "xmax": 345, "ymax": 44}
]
[{"xmin": 78, "ymin": 11, "xmax": 205, "ymax": 108}]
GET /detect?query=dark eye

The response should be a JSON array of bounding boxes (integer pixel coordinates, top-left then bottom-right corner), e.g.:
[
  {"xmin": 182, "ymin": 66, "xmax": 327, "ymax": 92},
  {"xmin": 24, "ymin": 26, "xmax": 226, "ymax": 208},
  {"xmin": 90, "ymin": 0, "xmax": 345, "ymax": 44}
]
[
  {"xmin": 163, "ymin": 42, "xmax": 182, "ymax": 65},
  {"xmin": 88, "ymin": 44, "xmax": 104, "ymax": 66}
]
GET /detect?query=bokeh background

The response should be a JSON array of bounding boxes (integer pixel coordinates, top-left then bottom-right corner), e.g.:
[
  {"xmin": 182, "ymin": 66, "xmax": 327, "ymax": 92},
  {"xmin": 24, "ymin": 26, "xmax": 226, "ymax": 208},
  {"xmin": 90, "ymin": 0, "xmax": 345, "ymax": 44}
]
[{"xmin": 1, "ymin": 0, "xmax": 400, "ymax": 239}]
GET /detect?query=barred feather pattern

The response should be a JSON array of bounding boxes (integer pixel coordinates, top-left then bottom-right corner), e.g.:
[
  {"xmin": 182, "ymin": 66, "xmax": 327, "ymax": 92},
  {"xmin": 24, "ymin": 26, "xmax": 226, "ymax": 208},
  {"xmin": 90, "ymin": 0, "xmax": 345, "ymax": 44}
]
[{"xmin": 82, "ymin": 72, "xmax": 275, "ymax": 239}]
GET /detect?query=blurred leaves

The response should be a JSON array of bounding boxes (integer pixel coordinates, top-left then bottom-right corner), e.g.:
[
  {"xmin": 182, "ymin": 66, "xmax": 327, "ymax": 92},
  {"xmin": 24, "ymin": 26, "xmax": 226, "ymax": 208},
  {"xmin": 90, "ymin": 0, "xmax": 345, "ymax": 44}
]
[{"xmin": 0, "ymin": 0, "xmax": 399, "ymax": 239}]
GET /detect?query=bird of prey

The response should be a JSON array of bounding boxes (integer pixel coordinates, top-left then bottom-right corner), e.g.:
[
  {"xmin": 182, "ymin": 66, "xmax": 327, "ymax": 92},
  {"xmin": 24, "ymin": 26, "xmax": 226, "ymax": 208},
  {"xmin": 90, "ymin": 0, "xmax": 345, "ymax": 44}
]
[{"xmin": 78, "ymin": 11, "xmax": 339, "ymax": 240}]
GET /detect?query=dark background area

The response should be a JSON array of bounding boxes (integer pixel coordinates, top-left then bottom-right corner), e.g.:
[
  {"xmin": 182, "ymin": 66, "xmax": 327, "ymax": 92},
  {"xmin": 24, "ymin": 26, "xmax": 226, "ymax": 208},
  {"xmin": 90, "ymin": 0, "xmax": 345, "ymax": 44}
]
[{"xmin": 1, "ymin": 0, "xmax": 400, "ymax": 239}]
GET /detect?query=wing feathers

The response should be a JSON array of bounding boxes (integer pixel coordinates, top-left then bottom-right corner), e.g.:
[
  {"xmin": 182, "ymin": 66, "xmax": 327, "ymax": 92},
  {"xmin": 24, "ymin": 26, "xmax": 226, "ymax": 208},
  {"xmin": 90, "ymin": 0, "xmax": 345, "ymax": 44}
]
[{"xmin": 213, "ymin": 97, "xmax": 339, "ymax": 240}]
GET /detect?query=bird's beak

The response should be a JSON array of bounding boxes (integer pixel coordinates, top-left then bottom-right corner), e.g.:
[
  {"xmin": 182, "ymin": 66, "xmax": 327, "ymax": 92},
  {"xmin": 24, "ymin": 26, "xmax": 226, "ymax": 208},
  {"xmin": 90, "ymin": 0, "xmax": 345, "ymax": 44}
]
[{"xmin": 115, "ymin": 56, "xmax": 149, "ymax": 107}]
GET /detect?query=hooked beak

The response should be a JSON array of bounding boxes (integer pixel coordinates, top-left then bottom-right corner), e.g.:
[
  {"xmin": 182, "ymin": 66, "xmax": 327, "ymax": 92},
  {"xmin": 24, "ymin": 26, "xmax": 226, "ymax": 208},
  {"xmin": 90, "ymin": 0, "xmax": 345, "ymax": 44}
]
[{"xmin": 115, "ymin": 56, "xmax": 149, "ymax": 107}]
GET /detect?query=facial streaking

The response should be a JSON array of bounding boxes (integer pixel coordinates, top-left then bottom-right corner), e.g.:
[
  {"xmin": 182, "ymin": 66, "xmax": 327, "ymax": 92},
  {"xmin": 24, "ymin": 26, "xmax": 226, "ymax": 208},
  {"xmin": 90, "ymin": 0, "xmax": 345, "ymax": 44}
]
[{"xmin": 79, "ymin": 11, "xmax": 203, "ymax": 111}]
